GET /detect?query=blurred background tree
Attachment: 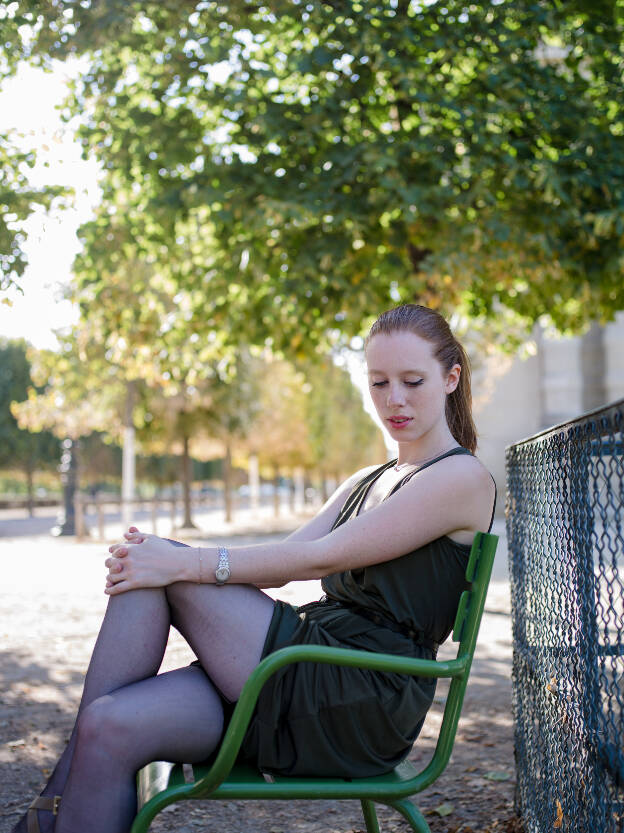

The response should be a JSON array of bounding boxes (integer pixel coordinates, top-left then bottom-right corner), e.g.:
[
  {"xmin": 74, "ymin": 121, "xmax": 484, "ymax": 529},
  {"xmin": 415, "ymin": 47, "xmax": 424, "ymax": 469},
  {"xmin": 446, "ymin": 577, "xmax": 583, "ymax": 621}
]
[
  {"xmin": 0, "ymin": 338, "xmax": 59, "ymax": 512},
  {"xmin": 0, "ymin": 13, "xmax": 69, "ymax": 297},
  {"xmin": 15, "ymin": 0, "xmax": 622, "ymax": 352},
  {"xmin": 4, "ymin": 0, "xmax": 623, "ymax": 514}
]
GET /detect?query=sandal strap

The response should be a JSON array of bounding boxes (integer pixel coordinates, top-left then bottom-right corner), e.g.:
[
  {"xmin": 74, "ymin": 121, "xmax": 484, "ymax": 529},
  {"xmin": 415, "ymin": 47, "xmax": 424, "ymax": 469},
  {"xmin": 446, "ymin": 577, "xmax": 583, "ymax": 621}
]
[{"xmin": 28, "ymin": 796, "xmax": 61, "ymax": 833}]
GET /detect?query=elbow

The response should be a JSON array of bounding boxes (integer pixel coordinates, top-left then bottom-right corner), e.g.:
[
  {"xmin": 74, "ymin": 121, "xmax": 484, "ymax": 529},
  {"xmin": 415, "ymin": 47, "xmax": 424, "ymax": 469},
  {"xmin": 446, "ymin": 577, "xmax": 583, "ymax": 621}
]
[{"xmin": 305, "ymin": 538, "xmax": 339, "ymax": 580}]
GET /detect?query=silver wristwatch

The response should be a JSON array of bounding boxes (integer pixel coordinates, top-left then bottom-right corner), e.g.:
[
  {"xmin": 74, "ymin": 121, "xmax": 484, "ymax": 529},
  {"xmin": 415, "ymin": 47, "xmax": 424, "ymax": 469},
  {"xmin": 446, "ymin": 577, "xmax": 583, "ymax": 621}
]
[{"xmin": 215, "ymin": 546, "xmax": 231, "ymax": 585}]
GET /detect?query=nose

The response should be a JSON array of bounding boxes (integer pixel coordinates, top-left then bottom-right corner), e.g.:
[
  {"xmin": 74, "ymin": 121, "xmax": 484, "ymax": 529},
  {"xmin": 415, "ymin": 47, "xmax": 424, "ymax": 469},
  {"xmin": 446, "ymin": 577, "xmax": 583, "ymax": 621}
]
[{"xmin": 386, "ymin": 382, "xmax": 406, "ymax": 408}]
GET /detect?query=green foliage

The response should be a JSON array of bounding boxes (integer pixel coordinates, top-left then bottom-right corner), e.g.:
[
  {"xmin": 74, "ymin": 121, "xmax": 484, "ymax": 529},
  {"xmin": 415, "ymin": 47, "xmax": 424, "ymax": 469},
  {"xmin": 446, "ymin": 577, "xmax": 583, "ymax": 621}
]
[
  {"xmin": 22, "ymin": 0, "xmax": 623, "ymax": 351},
  {"xmin": 0, "ymin": 338, "xmax": 59, "ymax": 474},
  {"xmin": 0, "ymin": 129, "xmax": 68, "ymax": 297},
  {"xmin": 303, "ymin": 357, "xmax": 383, "ymax": 476},
  {"xmin": 0, "ymin": 7, "xmax": 70, "ymax": 296}
]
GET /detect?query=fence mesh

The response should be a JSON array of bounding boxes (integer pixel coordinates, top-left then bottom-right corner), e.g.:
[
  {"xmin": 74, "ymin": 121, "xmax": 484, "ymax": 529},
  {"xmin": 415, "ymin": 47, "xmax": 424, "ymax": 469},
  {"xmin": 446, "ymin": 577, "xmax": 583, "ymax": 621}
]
[{"xmin": 506, "ymin": 398, "xmax": 624, "ymax": 833}]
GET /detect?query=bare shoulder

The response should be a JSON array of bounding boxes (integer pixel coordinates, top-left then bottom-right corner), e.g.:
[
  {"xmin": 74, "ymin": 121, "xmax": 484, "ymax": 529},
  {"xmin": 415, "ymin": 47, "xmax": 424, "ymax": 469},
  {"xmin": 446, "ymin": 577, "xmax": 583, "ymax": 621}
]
[
  {"xmin": 432, "ymin": 452, "xmax": 495, "ymax": 496},
  {"xmin": 402, "ymin": 451, "xmax": 495, "ymax": 538},
  {"xmin": 343, "ymin": 463, "xmax": 382, "ymax": 489}
]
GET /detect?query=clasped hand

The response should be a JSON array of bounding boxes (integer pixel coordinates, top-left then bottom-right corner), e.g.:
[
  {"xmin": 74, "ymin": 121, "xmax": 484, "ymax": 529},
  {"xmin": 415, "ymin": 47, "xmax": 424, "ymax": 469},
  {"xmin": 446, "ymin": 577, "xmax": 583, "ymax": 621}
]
[{"xmin": 105, "ymin": 527, "xmax": 184, "ymax": 595}]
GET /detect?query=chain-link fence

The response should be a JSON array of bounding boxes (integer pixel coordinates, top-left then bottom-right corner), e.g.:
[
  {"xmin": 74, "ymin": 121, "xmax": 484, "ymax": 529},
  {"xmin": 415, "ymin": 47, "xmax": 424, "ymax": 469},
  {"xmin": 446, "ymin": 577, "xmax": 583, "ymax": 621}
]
[{"xmin": 506, "ymin": 398, "xmax": 624, "ymax": 833}]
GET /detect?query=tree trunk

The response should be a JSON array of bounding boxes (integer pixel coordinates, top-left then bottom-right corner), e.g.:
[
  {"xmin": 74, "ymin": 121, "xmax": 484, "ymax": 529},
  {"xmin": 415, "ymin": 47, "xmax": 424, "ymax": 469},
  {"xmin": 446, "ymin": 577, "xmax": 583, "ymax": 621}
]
[
  {"xmin": 289, "ymin": 472, "xmax": 296, "ymax": 513},
  {"xmin": 25, "ymin": 456, "xmax": 34, "ymax": 517},
  {"xmin": 293, "ymin": 466, "xmax": 305, "ymax": 512},
  {"xmin": 320, "ymin": 469, "xmax": 329, "ymax": 502},
  {"xmin": 248, "ymin": 453, "xmax": 260, "ymax": 515},
  {"xmin": 223, "ymin": 443, "xmax": 233, "ymax": 523},
  {"xmin": 181, "ymin": 432, "xmax": 196, "ymax": 529},
  {"xmin": 273, "ymin": 466, "xmax": 280, "ymax": 517},
  {"xmin": 121, "ymin": 380, "xmax": 136, "ymax": 530}
]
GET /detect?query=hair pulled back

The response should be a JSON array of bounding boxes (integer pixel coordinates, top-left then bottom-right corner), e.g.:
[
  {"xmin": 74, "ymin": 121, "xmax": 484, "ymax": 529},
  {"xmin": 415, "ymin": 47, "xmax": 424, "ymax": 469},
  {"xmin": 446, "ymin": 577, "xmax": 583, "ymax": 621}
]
[{"xmin": 365, "ymin": 304, "xmax": 477, "ymax": 453}]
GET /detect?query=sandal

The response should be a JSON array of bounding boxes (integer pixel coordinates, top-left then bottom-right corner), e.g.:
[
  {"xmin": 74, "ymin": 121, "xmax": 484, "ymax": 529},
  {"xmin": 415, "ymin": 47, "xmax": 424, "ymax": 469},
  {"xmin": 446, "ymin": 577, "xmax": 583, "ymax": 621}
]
[{"xmin": 27, "ymin": 796, "xmax": 61, "ymax": 833}]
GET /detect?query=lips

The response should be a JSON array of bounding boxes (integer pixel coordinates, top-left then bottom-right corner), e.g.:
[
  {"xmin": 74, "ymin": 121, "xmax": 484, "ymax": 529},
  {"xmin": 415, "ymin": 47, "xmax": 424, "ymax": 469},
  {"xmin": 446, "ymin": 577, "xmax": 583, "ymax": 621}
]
[{"xmin": 387, "ymin": 416, "xmax": 412, "ymax": 425}]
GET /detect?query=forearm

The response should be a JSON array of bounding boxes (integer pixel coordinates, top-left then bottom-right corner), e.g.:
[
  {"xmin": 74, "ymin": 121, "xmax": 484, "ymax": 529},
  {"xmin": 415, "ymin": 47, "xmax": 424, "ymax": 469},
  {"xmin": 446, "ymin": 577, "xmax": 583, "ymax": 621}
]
[{"xmin": 192, "ymin": 538, "xmax": 329, "ymax": 587}]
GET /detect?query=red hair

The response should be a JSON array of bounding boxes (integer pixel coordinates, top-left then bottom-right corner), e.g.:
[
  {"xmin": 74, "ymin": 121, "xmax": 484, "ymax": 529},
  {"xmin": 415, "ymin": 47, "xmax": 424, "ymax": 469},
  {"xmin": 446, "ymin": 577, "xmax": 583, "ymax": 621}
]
[{"xmin": 365, "ymin": 304, "xmax": 477, "ymax": 453}]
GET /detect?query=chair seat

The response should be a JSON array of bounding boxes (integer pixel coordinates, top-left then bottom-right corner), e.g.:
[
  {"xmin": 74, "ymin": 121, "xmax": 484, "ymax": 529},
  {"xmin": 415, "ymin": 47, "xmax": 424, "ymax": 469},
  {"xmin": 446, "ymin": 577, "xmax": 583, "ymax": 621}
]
[{"xmin": 138, "ymin": 758, "xmax": 422, "ymax": 806}]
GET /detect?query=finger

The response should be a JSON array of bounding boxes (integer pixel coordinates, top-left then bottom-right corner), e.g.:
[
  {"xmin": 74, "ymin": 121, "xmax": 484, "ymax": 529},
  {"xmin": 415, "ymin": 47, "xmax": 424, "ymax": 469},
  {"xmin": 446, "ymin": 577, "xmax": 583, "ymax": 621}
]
[
  {"xmin": 123, "ymin": 532, "xmax": 145, "ymax": 543},
  {"xmin": 105, "ymin": 580, "xmax": 130, "ymax": 595}
]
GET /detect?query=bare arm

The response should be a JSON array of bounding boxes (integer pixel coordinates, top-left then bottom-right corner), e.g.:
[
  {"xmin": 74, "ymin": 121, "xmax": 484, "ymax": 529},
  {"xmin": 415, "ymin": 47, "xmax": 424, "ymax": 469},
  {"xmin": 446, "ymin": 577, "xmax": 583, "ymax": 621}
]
[{"xmin": 105, "ymin": 457, "xmax": 494, "ymax": 595}]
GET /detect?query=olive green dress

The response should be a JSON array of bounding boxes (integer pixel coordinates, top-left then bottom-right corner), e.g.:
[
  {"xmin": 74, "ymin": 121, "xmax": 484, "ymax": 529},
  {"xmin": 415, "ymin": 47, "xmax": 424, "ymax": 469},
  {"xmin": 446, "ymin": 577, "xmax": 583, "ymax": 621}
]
[{"xmin": 240, "ymin": 447, "xmax": 488, "ymax": 777}]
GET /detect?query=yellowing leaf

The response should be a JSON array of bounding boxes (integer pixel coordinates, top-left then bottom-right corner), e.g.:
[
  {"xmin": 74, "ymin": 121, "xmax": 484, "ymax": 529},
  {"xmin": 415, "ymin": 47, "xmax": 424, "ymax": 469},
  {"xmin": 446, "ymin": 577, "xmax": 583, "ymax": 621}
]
[
  {"xmin": 554, "ymin": 799, "xmax": 563, "ymax": 828},
  {"xmin": 546, "ymin": 676, "xmax": 558, "ymax": 694},
  {"xmin": 433, "ymin": 803, "xmax": 454, "ymax": 817}
]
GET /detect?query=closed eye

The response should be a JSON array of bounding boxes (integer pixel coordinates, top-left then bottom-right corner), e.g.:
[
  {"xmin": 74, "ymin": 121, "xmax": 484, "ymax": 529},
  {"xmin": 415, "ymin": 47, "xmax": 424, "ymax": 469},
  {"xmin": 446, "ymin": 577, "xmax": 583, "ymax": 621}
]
[{"xmin": 370, "ymin": 380, "xmax": 423, "ymax": 387}]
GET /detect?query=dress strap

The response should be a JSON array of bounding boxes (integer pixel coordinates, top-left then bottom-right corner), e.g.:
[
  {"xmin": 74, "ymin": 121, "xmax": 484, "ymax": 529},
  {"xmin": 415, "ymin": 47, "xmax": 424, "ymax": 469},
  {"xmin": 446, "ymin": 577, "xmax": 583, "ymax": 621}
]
[
  {"xmin": 390, "ymin": 446, "xmax": 498, "ymax": 531},
  {"xmin": 331, "ymin": 460, "xmax": 395, "ymax": 530},
  {"xmin": 388, "ymin": 446, "xmax": 472, "ymax": 496}
]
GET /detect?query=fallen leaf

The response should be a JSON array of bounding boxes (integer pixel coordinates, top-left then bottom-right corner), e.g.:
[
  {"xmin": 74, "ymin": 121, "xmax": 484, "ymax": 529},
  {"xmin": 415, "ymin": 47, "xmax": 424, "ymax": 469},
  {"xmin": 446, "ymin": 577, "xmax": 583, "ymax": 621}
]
[
  {"xmin": 484, "ymin": 771, "xmax": 512, "ymax": 782},
  {"xmin": 7, "ymin": 739, "xmax": 26, "ymax": 749},
  {"xmin": 546, "ymin": 676, "xmax": 558, "ymax": 694},
  {"xmin": 433, "ymin": 803, "xmax": 454, "ymax": 817},
  {"xmin": 554, "ymin": 799, "xmax": 563, "ymax": 828}
]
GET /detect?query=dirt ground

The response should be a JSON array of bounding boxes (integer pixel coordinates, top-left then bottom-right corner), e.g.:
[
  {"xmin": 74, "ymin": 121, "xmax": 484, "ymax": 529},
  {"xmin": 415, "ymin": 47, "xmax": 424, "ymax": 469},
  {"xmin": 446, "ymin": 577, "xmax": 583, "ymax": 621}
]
[{"xmin": 0, "ymin": 506, "xmax": 523, "ymax": 833}]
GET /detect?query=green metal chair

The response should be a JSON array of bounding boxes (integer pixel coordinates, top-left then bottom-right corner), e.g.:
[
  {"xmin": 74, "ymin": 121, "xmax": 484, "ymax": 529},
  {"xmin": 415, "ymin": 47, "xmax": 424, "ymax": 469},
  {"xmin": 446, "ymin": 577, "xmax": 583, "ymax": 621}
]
[{"xmin": 131, "ymin": 531, "xmax": 498, "ymax": 833}]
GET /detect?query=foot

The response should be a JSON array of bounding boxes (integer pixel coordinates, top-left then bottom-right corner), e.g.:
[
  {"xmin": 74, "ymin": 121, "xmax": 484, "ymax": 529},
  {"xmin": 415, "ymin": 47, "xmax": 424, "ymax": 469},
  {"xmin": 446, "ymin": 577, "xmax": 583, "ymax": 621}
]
[{"xmin": 11, "ymin": 795, "xmax": 60, "ymax": 833}]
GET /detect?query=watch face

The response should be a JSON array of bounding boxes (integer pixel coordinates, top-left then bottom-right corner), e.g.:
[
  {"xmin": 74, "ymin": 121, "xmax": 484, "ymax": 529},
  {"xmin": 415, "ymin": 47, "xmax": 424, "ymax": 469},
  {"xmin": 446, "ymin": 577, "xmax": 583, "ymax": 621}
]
[{"xmin": 215, "ymin": 566, "xmax": 231, "ymax": 583}]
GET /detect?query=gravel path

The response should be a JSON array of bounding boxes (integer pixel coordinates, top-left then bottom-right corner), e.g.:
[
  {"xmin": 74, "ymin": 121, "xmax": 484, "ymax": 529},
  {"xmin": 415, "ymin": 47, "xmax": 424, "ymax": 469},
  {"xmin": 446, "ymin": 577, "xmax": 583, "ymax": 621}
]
[{"xmin": 0, "ymin": 511, "xmax": 523, "ymax": 833}]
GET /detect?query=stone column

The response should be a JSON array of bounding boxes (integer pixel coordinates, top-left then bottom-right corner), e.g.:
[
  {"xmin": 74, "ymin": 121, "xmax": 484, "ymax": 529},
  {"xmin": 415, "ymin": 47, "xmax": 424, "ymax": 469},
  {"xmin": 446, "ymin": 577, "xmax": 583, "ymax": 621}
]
[{"xmin": 604, "ymin": 312, "xmax": 624, "ymax": 404}]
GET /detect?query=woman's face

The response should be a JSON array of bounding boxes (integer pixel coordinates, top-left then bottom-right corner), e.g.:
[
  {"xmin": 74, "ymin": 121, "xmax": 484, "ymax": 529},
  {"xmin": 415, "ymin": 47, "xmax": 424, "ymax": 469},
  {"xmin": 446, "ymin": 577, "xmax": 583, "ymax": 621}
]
[{"xmin": 365, "ymin": 331, "xmax": 460, "ymax": 444}]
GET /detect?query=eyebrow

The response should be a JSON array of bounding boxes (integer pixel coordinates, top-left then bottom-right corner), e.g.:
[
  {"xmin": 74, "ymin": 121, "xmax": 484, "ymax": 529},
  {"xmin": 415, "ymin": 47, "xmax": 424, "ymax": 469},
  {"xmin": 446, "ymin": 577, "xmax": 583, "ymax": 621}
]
[{"xmin": 367, "ymin": 368, "xmax": 427, "ymax": 375}]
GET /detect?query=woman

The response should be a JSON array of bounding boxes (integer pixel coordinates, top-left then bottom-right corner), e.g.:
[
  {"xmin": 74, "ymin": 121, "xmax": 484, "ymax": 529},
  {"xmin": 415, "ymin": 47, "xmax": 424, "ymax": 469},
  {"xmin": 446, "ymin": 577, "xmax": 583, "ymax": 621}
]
[{"xmin": 17, "ymin": 304, "xmax": 495, "ymax": 833}]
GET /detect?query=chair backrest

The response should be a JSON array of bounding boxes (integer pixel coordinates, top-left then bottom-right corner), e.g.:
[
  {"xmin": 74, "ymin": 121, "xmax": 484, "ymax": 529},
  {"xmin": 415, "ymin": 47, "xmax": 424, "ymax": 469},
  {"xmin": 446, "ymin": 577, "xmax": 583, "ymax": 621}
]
[{"xmin": 411, "ymin": 530, "xmax": 498, "ymax": 790}]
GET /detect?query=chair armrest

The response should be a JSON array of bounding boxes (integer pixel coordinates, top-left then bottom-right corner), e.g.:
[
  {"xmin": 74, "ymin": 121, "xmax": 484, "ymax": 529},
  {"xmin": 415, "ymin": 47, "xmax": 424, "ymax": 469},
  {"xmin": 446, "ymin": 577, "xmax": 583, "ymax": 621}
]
[{"xmin": 188, "ymin": 643, "xmax": 469, "ymax": 799}]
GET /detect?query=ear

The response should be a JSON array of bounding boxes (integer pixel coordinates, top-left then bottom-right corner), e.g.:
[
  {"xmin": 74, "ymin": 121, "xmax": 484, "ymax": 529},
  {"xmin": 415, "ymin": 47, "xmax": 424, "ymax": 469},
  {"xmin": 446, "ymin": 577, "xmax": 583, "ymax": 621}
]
[{"xmin": 445, "ymin": 363, "xmax": 461, "ymax": 394}]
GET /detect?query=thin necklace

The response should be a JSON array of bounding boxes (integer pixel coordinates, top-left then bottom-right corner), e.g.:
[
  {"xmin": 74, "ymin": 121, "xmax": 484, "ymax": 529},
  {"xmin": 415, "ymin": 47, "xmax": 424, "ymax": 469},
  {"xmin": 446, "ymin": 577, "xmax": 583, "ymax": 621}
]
[{"xmin": 393, "ymin": 444, "xmax": 458, "ymax": 472}]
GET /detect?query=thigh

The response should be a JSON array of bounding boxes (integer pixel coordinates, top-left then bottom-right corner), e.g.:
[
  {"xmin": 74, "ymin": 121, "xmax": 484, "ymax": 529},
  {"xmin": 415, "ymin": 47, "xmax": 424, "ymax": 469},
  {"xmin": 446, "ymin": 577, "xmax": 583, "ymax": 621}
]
[
  {"xmin": 166, "ymin": 580, "xmax": 276, "ymax": 702},
  {"xmin": 83, "ymin": 665, "xmax": 227, "ymax": 768}
]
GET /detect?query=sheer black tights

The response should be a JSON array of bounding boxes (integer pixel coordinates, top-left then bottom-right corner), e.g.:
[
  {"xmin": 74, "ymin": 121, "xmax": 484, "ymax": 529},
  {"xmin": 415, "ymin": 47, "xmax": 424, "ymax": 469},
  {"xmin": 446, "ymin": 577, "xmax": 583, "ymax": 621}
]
[{"xmin": 12, "ymin": 579, "xmax": 275, "ymax": 833}]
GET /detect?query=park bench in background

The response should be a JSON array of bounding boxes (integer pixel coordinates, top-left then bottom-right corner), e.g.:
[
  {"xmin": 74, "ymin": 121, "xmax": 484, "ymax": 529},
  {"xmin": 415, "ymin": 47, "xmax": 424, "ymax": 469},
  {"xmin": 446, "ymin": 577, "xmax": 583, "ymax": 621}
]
[{"xmin": 131, "ymin": 530, "xmax": 498, "ymax": 833}]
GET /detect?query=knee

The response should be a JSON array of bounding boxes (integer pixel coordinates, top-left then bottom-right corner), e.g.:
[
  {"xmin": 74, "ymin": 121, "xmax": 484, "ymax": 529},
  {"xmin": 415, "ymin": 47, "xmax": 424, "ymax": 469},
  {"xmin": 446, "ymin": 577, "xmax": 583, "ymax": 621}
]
[
  {"xmin": 75, "ymin": 696, "xmax": 134, "ymax": 762},
  {"xmin": 165, "ymin": 580, "xmax": 202, "ymax": 617}
]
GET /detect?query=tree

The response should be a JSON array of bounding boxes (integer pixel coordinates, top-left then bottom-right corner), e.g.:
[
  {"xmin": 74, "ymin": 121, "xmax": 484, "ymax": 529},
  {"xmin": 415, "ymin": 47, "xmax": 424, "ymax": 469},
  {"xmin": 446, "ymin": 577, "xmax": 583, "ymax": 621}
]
[
  {"xmin": 303, "ymin": 357, "xmax": 384, "ymax": 497},
  {"xmin": 22, "ymin": 0, "xmax": 624, "ymax": 351},
  {"xmin": 0, "ymin": 9, "xmax": 69, "ymax": 296},
  {"xmin": 245, "ymin": 354, "xmax": 382, "ymax": 505},
  {"xmin": 0, "ymin": 339, "xmax": 60, "ymax": 512}
]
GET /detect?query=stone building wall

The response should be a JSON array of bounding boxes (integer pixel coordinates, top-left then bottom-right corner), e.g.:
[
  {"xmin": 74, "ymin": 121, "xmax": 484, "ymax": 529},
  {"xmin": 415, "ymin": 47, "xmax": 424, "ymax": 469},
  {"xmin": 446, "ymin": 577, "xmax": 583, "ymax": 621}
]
[{"xmin": 473, "ymin": 315, "xmax": 624, "ymax": 515}]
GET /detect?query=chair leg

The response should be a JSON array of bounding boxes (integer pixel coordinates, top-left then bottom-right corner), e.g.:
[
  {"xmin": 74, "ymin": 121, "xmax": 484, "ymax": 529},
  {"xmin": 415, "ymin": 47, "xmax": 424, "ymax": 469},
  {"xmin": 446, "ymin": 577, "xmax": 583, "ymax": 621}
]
[
  {"xmin": 387, "ymin": 798, "xmax": 431, "ymax": 833},
  {"xmin": 360, "ymin": 799, "xmax": 381, "ymax": 833}
]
